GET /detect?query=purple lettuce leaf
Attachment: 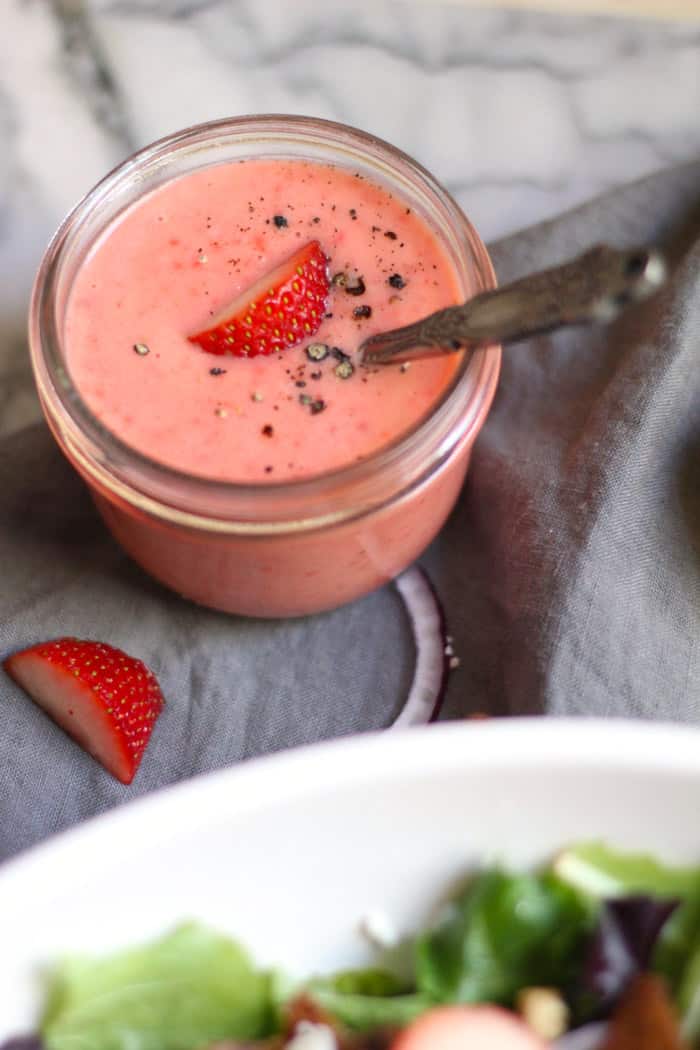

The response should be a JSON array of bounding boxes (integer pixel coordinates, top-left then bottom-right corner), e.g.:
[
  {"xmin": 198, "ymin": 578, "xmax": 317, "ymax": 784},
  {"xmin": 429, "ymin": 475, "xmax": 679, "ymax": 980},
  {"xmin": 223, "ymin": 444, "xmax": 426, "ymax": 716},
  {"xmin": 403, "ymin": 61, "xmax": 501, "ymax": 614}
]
[{"xmin": 576, "ymin": 895, "xmax": 679, "ymax": 1020}]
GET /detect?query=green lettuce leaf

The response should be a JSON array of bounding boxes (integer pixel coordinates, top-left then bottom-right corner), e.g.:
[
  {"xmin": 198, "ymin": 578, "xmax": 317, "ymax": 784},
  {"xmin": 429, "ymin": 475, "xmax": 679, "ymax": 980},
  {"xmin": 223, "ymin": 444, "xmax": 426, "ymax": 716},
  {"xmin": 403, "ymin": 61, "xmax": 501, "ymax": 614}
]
[
  {"xmin": 553, "ymin": 843, "xmax": 700, "ymax": 900},
  {"xmin": 316, "ymin": 969, "xmax": 410, "ymax": 998},
  {"xmin": 656, "ymin": 895, "xmax": 700, "ymax": 1041},
  {"xmin": 656, "ymin": 894, "xmax": 700, "ymax": 990},
  {"xmin": 305, "ymin": 968, "xmax": 425, "ymax": 1029},
  {"xmin": 415, "ymin": 869, "xmax": 593, "ymax": 1006},
  {"xmin": 677, "ymin": 942, "xmax": 700, "ymax": 1042},
  {"xmin": 42, "ymin": 922, "xmax": 271, "ymax": 1050},
  {"xmin": 307, "ymin": 986, "xmax": 429, "ymax": 1030}
]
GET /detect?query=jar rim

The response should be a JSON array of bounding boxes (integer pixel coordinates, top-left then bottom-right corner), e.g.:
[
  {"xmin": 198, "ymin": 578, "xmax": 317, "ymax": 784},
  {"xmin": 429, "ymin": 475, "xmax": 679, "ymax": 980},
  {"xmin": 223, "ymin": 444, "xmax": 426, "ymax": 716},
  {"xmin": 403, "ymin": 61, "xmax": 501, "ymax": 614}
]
[{"xmin": 29, "ymin": 114, "xmax": 500, "ymax": 533}]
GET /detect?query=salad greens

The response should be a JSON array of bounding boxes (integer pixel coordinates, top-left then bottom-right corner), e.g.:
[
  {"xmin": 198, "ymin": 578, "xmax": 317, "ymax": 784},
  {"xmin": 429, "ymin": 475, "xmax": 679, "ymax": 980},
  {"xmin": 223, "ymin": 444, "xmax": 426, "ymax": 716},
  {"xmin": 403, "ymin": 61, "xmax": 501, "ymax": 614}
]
[
  {"xmin": 553, "ymin": 842, "xmax": 700, "ymax": 900},
  {"xmin": 305, "ymin": 987, "xmax": 430, "ymax": 1030},
  {"xmin": 272, "ymin": 965, "xmax": 430, "ymax": 1030},
  {"xmin": 41, "ymin": 923, "xmax": 271, "ymax": 1050},
  {"xmin": 415, "ymin": 869, "xmax": 593, "ymax": 1006},
  {"xmin": 554, "ymin": 842, "xmax": 700, "ymax": 1039},
  {"xmin": 14, "ymin": 844, "xmax": 700, "ymax": 1050}
]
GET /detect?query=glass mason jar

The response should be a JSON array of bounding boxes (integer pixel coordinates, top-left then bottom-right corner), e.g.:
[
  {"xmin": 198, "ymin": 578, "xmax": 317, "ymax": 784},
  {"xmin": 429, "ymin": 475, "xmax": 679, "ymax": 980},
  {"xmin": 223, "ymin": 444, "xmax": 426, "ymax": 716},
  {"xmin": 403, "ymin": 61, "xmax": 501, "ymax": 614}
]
[{"xmin": 29, "ymin": 115, "xmax": 500, "ymax": 618}]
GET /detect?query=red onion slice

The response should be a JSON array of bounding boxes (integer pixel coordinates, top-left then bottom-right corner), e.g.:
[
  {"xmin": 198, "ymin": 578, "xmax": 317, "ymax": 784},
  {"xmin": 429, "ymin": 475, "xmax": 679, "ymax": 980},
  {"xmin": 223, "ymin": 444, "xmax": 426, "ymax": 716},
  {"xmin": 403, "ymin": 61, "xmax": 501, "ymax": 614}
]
[{"xmin": 391, "ymin": 566, "xmax": 452, "ymax": 728}]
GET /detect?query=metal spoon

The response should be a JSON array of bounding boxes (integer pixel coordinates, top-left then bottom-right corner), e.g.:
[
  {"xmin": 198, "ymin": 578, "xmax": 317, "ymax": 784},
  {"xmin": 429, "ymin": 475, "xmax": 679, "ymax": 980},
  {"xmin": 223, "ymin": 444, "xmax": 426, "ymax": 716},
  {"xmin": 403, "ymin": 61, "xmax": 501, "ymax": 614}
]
[{"xmin": 359, "ymin": 243, "xmax": 667, "ymax": 365}]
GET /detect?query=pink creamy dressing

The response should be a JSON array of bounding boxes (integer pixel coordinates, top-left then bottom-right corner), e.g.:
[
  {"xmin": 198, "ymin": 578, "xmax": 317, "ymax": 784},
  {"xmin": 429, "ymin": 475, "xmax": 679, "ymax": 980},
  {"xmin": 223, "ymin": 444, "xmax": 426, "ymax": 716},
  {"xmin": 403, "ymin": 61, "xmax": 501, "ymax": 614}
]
[{"xmin": 65, "ymin": 158, "xmax": 463, "ymax": 482}]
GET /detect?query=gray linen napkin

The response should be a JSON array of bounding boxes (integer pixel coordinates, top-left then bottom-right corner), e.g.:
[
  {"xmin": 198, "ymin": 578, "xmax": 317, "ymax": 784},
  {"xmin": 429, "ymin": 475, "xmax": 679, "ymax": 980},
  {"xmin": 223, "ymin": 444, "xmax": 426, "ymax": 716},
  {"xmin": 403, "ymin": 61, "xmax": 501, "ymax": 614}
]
[{"xmin": 1, "ymin": 162, "xmax": 698, "ymax": 861}]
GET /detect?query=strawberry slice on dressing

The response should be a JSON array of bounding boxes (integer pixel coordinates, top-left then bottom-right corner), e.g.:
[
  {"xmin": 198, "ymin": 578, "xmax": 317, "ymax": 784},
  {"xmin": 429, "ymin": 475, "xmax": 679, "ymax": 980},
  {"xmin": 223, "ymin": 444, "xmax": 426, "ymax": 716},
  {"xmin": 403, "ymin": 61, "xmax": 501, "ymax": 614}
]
[{"xmin": 188, "ymin": 239, "xmax": 330, "ymax": 357}]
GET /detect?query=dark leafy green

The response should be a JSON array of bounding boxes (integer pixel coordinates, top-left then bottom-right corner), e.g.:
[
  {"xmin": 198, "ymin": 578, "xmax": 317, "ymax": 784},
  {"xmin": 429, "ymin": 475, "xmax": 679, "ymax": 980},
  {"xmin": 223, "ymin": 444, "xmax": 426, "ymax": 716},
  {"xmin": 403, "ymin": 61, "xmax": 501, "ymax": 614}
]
[
  {"xmin": 304, "ymin": 968, "xmax": 426, "ymax": 1030},
  {"xmin": 415, "ymin": 869, "xmax": 593, "ymax": 1006},
  {"xmin": 655, "ymin": 899, "xmax": 700, "ymax": 1042},
  {"xmin": 678, "ymin": 944, "xmax": 700, "ymax": 1041},
  {"xmin": 656, "ymin": 893, "xmax": 700, "ymax": 991},
  {"xmin": 317, "ymin": 969, "xmax": 411, "ymax": 998},
  {"xmin": 308, "ymin": 988, "xmax": 429, "ymax": 1030}
]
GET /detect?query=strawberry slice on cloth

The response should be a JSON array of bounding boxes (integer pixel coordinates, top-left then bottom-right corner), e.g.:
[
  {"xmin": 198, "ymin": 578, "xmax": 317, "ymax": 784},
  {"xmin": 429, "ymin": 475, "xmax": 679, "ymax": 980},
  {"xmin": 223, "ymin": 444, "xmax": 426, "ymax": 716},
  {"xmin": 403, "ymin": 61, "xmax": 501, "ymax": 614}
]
[{"xmin": 4, "ymin": 638, "xmax": 165, "ymax": 784}]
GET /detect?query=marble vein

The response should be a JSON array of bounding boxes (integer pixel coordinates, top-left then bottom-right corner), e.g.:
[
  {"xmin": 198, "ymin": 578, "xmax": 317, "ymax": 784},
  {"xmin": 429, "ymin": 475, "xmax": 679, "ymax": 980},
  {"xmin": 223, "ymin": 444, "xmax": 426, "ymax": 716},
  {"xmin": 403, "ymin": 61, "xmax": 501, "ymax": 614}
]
[
  {"xmin": 51, "ymin": 0, "xmax": 137, "ymax": 155},
  {"xmin": 0, "ymin": 0, "xmax": 699, "ymax": 439}
]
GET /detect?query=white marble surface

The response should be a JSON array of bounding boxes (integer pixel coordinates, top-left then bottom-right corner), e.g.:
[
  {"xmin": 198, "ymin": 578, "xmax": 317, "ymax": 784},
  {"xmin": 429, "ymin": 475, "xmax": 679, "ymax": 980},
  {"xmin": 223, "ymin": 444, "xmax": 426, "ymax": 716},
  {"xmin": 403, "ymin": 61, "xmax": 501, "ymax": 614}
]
[{"xmin": 1, "ymin": 0, "xmax": 699, "ymax": 436}]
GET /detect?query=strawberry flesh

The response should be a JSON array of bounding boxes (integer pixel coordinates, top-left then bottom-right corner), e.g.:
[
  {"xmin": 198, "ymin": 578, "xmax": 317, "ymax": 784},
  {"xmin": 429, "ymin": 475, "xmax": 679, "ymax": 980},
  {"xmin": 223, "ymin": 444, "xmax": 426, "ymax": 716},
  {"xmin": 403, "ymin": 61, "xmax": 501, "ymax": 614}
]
[
  {"xmin": 391, "ymin": 1006, "xmax": 548, "ymax": 1050},
  {"xmin": 4, "ymin": 638, "xmax": 165, "ymax": 785},
  {"xmin": 189, "ymin": 239, "xmax": 330, "ymax": 357}
]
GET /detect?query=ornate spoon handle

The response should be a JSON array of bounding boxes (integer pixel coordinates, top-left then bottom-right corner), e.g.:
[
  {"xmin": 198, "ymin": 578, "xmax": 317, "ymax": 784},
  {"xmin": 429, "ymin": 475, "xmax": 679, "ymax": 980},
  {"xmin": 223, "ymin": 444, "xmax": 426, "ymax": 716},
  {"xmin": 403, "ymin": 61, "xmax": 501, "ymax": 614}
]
[{"xmin": 360, "ymin": 244, "xmax": 667, "ymax": 365}]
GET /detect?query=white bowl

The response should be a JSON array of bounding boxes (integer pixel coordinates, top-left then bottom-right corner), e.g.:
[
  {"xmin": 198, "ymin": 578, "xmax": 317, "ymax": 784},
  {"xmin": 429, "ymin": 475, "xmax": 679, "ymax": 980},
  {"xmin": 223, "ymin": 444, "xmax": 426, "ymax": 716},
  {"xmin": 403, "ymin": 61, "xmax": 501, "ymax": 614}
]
[{"xmin": 2, "ymin": 718, "xmax": 700, "ymax": 1037}]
